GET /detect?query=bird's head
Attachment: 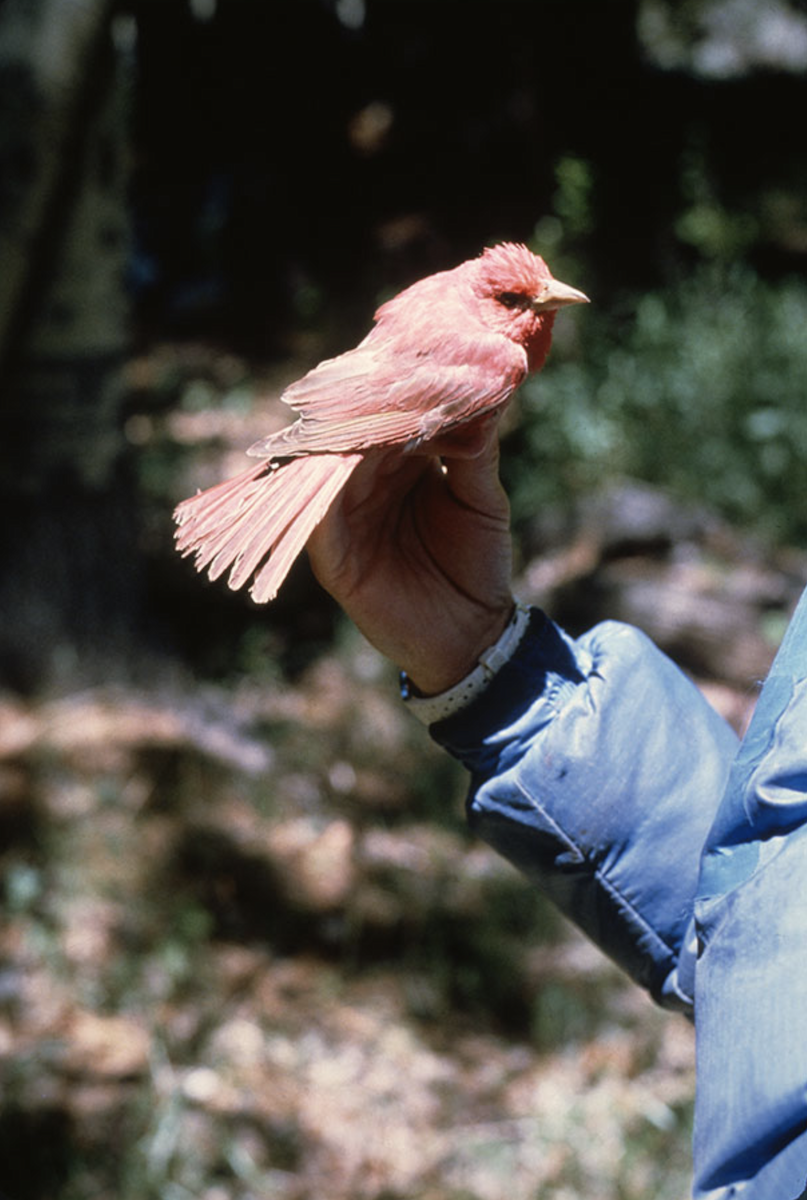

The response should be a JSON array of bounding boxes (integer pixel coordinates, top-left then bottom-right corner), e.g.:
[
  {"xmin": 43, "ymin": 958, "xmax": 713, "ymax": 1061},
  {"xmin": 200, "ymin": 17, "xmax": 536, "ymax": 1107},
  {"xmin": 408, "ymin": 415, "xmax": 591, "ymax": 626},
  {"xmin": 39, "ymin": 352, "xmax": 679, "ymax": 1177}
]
[{"xmin": 468, "ymin": 243, "xmax": 588, "ymax": 372}]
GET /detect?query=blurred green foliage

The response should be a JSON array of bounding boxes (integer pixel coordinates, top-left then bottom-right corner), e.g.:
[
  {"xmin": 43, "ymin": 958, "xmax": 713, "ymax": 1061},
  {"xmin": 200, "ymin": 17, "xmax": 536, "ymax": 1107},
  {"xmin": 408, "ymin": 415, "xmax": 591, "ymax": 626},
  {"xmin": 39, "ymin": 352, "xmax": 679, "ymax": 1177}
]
[
  {"xmin": 491, "ymin": 134, "xmax": 807, "ymax": 550},
  {"xmin": 507, "ymin": 263, "xmax": 807, "ymax": 547}
]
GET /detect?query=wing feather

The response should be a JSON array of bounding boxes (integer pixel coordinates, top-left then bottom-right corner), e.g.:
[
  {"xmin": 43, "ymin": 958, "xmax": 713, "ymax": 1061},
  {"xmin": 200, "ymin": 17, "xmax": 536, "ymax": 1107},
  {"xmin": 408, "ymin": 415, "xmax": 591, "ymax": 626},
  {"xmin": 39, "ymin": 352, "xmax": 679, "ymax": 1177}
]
[{"xmin": 248, "ymin": 337, "xmax": 526, "ymax": 459}]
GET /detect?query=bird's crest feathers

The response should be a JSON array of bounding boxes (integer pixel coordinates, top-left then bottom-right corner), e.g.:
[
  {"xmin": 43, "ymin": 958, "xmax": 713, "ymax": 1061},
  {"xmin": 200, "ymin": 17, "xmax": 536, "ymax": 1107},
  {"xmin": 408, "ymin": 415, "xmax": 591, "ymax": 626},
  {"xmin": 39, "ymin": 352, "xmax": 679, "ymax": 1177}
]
[{"xmin": 471, "ymin": 242, "xmax": 552, "ymax": 297}]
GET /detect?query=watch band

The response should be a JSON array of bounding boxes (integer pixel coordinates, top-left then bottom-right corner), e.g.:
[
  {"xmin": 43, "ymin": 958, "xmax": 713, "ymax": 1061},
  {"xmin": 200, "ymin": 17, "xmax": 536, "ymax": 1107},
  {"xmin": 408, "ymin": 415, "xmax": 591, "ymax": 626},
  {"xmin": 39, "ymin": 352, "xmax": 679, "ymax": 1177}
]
[{"xmin": 401, "ymin": 601, "xmax": 531, "ymax": 725}]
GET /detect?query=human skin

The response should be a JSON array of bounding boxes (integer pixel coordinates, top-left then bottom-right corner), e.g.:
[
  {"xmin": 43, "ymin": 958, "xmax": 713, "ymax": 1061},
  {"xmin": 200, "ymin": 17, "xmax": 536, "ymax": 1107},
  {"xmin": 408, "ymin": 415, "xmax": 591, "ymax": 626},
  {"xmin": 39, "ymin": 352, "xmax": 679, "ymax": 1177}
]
[{"xmin": 307, "ymin": 425, "xmax": 513, "ymax": 695}]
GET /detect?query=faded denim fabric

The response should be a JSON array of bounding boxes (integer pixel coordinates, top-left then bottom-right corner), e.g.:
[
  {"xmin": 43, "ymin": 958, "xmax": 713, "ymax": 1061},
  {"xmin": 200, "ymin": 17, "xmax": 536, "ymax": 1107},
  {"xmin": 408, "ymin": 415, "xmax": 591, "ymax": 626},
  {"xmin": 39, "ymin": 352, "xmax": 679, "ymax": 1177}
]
[
  {"xmin": 693, "ymin": 586, "xmax": 807, "ymax": 1200},
  {"xmin": 431, "ymin": 598, "xmax": 807, "ymax": 1199}
]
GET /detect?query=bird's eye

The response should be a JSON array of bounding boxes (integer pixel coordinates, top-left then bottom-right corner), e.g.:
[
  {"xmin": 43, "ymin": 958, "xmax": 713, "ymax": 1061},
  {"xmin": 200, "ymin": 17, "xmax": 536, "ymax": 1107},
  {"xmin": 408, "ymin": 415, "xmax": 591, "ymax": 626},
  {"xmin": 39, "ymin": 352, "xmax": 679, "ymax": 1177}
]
[{"xmin": 496, "ymin": 291, "xmax": 524, "ymax": 309}]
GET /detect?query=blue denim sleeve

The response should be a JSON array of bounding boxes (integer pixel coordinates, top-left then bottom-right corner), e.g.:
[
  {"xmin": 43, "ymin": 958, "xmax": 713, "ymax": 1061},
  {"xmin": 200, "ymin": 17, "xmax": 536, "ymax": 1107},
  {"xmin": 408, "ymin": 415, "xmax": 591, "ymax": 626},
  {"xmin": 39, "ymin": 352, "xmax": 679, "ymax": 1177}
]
[{"xmin": 430, "ymin": 608, "xmax": 739, "ymax": 1010}]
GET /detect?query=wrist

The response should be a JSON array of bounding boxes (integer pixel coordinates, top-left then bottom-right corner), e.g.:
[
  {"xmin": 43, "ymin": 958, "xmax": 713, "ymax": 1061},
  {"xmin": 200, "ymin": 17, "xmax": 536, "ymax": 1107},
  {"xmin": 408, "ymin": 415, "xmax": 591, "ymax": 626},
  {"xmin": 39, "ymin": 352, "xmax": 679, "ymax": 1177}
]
[
  {"xmin": 401, "ymin": 603, "xmax": 514, "ymax": 696},
  {"xmin": 402, "ymin": 601, "xmax": 531, "ymax": 724}
]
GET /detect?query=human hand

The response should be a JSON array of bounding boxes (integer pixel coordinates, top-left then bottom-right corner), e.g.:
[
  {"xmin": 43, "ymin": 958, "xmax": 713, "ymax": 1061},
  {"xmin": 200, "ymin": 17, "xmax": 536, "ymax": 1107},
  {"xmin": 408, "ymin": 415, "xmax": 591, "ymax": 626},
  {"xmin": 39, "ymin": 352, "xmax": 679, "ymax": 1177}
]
[{"xmin": 306, "ymin": 423, "xmax": 514, "ymax": 695}]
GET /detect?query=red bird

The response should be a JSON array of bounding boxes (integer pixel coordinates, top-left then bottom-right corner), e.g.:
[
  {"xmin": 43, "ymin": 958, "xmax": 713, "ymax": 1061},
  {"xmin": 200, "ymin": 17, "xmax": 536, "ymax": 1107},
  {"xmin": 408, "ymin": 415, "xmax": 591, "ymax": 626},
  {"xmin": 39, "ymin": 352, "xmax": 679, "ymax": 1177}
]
[{"xmin": 174, "ymin": 243, "xmax": 587, "ymax": 602}]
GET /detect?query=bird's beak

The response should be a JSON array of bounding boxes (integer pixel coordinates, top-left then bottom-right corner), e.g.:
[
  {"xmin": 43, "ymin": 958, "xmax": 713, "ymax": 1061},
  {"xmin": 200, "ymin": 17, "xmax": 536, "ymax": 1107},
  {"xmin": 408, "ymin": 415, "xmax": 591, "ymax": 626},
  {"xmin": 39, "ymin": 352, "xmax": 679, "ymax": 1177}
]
[{"xmin": 531, "ymin": 278, "xmax": 590, "ymax": 312}]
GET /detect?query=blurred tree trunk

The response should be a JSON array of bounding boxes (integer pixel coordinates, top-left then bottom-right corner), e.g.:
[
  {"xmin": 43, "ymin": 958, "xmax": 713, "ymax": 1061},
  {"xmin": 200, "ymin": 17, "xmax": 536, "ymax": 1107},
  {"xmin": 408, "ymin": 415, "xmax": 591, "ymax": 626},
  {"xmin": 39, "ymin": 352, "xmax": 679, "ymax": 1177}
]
[{"xmin": 0, "ymin": 0, "xmax": 139, "ymax": 691}]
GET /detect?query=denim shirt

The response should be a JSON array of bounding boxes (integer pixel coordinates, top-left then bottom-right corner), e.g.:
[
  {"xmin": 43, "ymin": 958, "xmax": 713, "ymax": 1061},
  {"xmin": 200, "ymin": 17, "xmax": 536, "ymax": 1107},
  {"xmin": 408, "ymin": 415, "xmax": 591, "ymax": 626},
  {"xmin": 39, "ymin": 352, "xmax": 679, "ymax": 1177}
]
[{"xmin": 428, "ymin": 603, "xmax": 807, "ymax": 1200}]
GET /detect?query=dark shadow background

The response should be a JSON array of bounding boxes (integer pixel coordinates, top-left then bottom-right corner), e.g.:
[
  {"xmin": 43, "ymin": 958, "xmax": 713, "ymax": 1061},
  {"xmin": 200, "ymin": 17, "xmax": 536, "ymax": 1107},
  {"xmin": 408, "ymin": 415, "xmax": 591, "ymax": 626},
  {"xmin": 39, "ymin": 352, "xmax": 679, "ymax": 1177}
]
[
  {"xmin": 1, "ymin": 0, "xmax": 807, "ymax": 690},
  {"xmin": 130, "ymin": 0, "xmax": 807, "ymax": 349}
]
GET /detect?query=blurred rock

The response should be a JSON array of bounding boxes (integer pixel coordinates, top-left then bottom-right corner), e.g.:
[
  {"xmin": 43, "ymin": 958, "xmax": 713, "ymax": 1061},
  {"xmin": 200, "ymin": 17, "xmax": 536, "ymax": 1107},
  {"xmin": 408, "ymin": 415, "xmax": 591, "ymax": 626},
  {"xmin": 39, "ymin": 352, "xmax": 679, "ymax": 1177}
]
[
  {"xmin": 267, "ymin": 818, "xmax": 356, "ymax": 913},
  {"xmin": 521, "ymin": 479, "xmax": 807, "ymax": 693},
  {"xmin": 61, "ymin": 1011, "xmax": 150, "ymax": 1079}
]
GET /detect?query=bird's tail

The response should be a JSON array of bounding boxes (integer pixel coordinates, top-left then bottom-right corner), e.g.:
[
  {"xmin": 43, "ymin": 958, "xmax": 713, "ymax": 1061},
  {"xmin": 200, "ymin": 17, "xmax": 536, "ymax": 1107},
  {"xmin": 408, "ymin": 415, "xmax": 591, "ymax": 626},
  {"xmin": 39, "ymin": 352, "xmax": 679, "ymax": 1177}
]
[{"xmin": 174, "ymin": 452, "xmax": 362, "ymax": 602}]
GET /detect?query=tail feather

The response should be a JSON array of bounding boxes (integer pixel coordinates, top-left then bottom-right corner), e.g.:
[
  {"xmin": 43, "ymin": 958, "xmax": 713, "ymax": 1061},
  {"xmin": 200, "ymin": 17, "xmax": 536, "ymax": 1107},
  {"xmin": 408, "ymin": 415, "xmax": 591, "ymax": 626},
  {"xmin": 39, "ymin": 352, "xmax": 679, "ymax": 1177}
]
[
  {"xmin": 225, "ymin": 455, "xmax": 355, "ymax": 594},
  {"xmin": 196, "ymin": 477, "xmax": 278, "ymax": 578},
  {"xmin": 174, "ymin": 453, "xmax": 362, "ymax": 602},
  {"xmin": 175, "ymin": 463, "xmax": 269, "ymax": 550}
]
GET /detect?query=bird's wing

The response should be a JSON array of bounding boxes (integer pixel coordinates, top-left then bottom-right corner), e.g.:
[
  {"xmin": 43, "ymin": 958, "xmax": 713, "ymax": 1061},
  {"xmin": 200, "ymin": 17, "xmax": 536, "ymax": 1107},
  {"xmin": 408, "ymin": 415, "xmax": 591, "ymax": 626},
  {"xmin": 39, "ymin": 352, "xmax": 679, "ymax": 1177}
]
[{"xmin": 248, "ymin": 339, "xmax": 526, "ymax": 458}]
